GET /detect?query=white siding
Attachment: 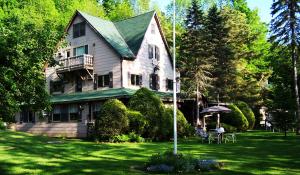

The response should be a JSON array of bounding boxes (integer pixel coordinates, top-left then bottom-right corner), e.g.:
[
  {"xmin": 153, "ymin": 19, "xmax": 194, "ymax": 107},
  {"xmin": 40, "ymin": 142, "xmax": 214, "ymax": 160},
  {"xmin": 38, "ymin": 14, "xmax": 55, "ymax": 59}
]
[
  {"xmin": 68, "ymin": 16, "xmax": 122, "ymax": 90},
  {"xmin": 45, "ymin": 15, "xmax": 122, "ymax": 94},
  {"xmin": 122, "ymin": 15, "xmax": 174, "ymax": 92}
]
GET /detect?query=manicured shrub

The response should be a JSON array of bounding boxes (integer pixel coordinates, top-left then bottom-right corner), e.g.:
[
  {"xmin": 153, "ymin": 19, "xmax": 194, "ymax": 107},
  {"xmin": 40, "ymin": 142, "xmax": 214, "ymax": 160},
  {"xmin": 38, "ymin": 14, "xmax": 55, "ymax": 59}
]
[
  {"xmin": 146, "ymin": 150, "xmax": 223, "ymax": 173},
  {"xmin": 236, "ymin": 101, "xmax": 256, "ymax": 129},
  {"xmin": 223, "ymin": 104, "xmax": 249, "ymax": 131},
  {"xmin": 161, "ymin": 107, "xmax": 191, "ymax": 139},
  {"xmin": 128, "ymin": 88, "xmax": 165, "ymax": 138},
  {"xmin": 127, "ymin": 110, "xmax": 147, "ymax": 135},
  {"xmin": 109, "ymin": 132, "xmax": 145, "ymax": 143},
  {"xmin": 128, "ymin": 132, "xmax": 145, "ymax": 142},
  {"xmin": 95, "ymin": 99, "xmax": 128, "ymax": 140},
  {"xmin": 110, "ymin": 134, "xmax": 130, "ymax": 143},
  {"xmin": 0, "ymin": 118, "xmax": 6, "ymax": 130},
  {"xmin": 146, "ymin": 150, "xmax": 196, "ymax": 173}
]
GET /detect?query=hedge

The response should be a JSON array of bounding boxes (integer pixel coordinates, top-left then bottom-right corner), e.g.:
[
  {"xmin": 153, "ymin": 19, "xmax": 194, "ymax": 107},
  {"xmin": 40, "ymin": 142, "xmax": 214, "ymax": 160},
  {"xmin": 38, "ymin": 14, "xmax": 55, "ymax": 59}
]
[
  {"xmin": 236, "ymin": 101, "xmax": 256, "ymax": 129},
  {"xmin": 95, "ymin": 99, "xmax": 129, "ymax": 140},
  {"xmin": 128, "ymin": 88, "xmax": 165, "ymax": 138},
  {"xmin": 127, "ymin": 110, "xmax": 147, "ymax": 135},
  {"xmin": 222, "ymin": 104, "xmax": 249, "ymax": 131}
]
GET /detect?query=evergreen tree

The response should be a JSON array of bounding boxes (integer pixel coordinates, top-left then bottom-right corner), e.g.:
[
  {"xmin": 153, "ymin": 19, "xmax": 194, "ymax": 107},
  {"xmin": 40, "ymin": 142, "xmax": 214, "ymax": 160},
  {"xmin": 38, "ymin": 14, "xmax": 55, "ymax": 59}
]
[
  {"xmin": 270, "ymin": 0, "xmax": 300, "ymax": 134},
  {"xmin": 178, "ymin": 0, "xmax": 213, "ymax": 123},
  {"xmin": 206, "ymin": 5, "xmax": 233, "ymax": 102}
]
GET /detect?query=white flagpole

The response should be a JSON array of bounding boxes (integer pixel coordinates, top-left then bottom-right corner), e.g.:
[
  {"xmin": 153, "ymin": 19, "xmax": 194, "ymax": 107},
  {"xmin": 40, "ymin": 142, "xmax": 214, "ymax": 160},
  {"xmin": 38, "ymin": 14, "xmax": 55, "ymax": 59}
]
[{"xmin": 173, "ymin": 0, "xmax": 177, "ymax": 155}]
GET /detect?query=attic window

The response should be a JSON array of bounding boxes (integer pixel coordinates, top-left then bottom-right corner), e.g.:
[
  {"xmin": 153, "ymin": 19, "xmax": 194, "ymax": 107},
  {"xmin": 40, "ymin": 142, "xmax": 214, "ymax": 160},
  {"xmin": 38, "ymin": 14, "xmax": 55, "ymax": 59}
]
[
  {"xmin": 151, "ymin": 24, "xmax": 155, "ymax": 34},
  {"xmin": 73, "ymin": 22, "xmax": 85, "ymax": 38}
]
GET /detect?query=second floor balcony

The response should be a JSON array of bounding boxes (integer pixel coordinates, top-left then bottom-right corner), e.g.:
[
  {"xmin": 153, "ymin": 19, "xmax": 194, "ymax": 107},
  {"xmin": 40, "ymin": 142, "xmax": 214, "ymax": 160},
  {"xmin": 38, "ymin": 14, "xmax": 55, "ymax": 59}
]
[{"xmin": 56, "ymin": 54, "xmax": 93, "ymax": 74}]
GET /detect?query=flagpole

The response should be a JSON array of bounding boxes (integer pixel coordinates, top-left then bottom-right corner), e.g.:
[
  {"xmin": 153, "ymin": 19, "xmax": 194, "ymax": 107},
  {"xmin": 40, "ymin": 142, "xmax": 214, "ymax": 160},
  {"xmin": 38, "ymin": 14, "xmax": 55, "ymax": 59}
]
[{"xmin": 173, "ymin": 0, "xmax": 177, "ymax": 155}]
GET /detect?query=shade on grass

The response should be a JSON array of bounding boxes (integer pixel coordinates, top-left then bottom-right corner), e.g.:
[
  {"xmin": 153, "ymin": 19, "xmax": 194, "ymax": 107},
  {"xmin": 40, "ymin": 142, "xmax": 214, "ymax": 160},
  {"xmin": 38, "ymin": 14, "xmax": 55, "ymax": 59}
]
[{"xmin": 0, "ymin": 131, "xmax": 299, "ymax": 175}]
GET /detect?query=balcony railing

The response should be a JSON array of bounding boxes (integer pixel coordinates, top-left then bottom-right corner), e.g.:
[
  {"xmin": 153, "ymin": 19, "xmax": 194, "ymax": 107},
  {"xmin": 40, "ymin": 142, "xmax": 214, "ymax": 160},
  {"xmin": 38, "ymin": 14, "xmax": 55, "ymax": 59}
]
[{"xmin": 56, "ymin": 54, "xmax": 93, "ymax": 73}]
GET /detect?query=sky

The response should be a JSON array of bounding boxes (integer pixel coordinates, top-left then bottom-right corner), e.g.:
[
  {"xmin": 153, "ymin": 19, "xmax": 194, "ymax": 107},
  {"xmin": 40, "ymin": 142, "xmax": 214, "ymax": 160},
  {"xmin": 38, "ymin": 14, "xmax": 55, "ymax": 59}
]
[{"xmin": 156, "ymin": 0, "xmax": 273, "ymax": 23}]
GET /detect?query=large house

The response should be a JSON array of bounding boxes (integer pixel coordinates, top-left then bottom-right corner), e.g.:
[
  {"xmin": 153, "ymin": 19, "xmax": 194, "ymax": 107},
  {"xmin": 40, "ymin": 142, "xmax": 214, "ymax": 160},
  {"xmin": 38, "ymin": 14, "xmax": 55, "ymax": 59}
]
[{"xmin": 14, "ymin": 10, "xmax": 177, "ymax": 137}]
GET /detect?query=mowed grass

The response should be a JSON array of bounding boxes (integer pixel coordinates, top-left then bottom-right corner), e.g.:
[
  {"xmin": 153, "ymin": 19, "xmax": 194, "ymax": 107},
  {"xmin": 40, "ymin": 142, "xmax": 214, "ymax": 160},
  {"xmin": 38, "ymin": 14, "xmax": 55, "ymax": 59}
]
[{"xmin": 0, "ymin": 130, "xmax": 299, "ymax": 175}]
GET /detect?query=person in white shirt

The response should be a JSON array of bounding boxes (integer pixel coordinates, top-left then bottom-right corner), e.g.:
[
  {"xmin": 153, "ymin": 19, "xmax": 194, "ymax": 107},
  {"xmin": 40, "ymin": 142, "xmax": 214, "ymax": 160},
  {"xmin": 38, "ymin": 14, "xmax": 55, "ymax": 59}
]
[{"xmin": 216, "ymin": 126, "xmax": 225, "ymax": 142}]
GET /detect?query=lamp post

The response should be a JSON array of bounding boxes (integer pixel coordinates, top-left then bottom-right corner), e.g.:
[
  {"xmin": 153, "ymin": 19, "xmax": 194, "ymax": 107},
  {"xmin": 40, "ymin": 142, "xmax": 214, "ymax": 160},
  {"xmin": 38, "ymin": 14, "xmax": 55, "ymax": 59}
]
[{"xmin": 172, "ymin": 0, "xmax": 177, "ymax": 155}]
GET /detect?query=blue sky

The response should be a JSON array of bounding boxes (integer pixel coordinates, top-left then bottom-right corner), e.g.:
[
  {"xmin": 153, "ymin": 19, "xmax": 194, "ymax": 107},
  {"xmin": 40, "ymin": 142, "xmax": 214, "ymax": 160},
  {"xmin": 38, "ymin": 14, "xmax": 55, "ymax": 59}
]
[{"xmin": 155, "ymin": 0, "xmax": 272, "ymax": 23}]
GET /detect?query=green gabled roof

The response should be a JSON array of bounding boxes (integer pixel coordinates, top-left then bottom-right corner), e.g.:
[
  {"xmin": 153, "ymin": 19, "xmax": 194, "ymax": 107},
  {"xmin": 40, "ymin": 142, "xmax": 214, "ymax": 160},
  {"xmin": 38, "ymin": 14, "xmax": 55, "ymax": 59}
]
[
  {"xmin": 114, "ymin": 11, "xmax": 155, "ymax": 55},
  {"xmin": 77, "ymin": 11, "xmax": 135, "ymax": 59},
  {"xmin": 50, "ymin": 88, "xmax": 173, "ymax": 104}
]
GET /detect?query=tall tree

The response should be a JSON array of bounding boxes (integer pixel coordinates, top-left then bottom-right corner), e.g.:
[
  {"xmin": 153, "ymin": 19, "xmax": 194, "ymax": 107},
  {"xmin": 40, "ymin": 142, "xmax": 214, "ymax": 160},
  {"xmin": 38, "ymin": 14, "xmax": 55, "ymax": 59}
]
[
  {"xmin": 178, "ymin": 0, "xmax": 213, "ymax": 124},
  {"xmin": 206, "ymin": 5, "xmax": 233, "ymax": 102},
  {"xmin": 270, "ymin": 0, "xmax": 300, "ymax": 134},
  {"xmin": 0, "ymin": 0, "xmax": 106, "ymax": 121}
]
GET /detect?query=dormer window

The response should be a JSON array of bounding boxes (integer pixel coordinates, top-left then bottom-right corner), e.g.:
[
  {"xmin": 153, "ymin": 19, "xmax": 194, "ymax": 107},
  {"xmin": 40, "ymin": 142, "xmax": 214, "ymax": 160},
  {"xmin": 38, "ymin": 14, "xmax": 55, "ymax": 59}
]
[
  {"xmin": 148, "ymin": 44, "xmax": 160, "ymax": 60},
  {"xmin": 73, "ymin": 45, "xmax": 88, "ymax": 56},
  {"xmin": 73, "ymin": 22, "xmax": 85, "ymax": 38}
]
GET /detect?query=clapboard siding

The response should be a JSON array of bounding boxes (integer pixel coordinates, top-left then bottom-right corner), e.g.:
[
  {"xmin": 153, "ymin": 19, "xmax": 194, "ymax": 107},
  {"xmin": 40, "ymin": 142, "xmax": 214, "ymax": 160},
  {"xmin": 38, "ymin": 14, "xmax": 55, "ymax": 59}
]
[
  {"xmin": 68, "ymin": 16, "xmax": 122, "ymax": 89},
  {"xmin": 14, "ymin": 123, "xmax": 87, "ymax": 138},
  {"xmin": 46, "ymin": 15, "xmax": 122, "ymax": 94},
  {"xmin": 122, "ymin": 15, "xmax": 174, "ymax": 92}
]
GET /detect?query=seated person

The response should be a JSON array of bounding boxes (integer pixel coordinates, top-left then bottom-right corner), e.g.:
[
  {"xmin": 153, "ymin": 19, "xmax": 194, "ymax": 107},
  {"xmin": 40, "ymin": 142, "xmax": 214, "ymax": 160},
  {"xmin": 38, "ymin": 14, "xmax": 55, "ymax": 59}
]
[
  {"xmin": 196, "ymin": 125, "xmax": 208, "ymax": 139},
  {"xmin": 216, "ymin": 125, "xmax": 225, "ymax": 141}
]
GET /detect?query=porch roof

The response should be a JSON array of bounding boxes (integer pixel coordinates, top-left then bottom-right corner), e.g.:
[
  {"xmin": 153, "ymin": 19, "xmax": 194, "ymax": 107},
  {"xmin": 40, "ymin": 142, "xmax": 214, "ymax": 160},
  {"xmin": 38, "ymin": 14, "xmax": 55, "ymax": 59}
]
[{"xmin": 50, "ymin": 88, "xmax": 173, "ymax": 104}]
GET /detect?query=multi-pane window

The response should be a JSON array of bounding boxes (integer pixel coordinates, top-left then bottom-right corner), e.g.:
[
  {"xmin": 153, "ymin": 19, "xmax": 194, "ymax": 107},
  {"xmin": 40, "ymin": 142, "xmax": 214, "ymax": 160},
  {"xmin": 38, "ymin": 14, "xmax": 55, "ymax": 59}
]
[
  {"xmin": 166, "ymin": 79, "xmax": 173, "ymax": 91},
  {"xmin": 73, "ymin": 45, "xmax": 88, "ymax": 56},
  {"xmin": 69, "ymin": 104, "xmax": 79, "ymax": 121},
  {"xmin": 20, "ymin": 109, "xmax": 34, "ymax": 123},
  {"xmin": 92, "ymin": 102, "xmax": 101, "ymax": 119},
  {"xmin": 98, "ymin": 74, "xmax": 110, "ymax": 87},
  {"xmin": 73, "ymin": 22, "xmax": 85, "ymax": 38},
  {"xmin": 148, "ymin": 44, "xmax": 160, "ymax": 60},
  {"xmin": 131, "ymin": 74, "xmax": 142, "ymax": 86},
  {"xmin": 52, "ymin": 105, "xmax": 61, "ymax": 122},
  {"xmin": 50, "ymin": 81, "xmax": 64, "ymax": 94},
  {"xmin": 150, "ymin": 74, "xmax": 159, "ymax": 90}
]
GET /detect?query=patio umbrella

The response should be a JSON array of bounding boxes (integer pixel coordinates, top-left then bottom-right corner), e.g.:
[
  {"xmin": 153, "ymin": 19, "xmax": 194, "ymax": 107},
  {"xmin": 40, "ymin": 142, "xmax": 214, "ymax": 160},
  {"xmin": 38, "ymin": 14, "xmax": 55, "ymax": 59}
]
[
  {"xmin": 200, "ymin": 106, "xmax": 231, "ymax": 128},
  {"xmin": 200, "ymin": 106, "xmax": 231, "ymax": 114}
]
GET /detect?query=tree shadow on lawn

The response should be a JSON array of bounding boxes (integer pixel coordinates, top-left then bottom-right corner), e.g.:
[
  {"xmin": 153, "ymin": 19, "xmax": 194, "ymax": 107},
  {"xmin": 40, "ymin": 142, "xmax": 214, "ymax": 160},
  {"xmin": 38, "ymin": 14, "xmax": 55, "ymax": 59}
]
[{"xmin": 1, "ymin": 131, "xmax": 300, "ymax": 175}]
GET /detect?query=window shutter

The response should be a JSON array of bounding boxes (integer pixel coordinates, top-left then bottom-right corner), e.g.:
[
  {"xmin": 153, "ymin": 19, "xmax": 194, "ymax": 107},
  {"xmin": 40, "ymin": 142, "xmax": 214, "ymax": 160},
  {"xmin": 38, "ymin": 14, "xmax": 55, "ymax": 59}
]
[
  {"xmin": 109, "ymin": 72, "xmax": 113, "ymax": 88},
  {"xmin": 148, "ymin": 45, "xmax": 153, "ymax": 59},
  {"xmin": 156, "ymin": 75, "xmax": 160, "ymax": 90},
  {"xmin": 139, "ymin": 74, "xmax": 143, "ymax": 86},
  {"xmin": 155, "ymin": 46, "xmax": 160, "ymax": 61},
  {"xmin": 73, "ymin": 24, "xmax": 77, "ymax": 38},
  {"xmin": 93, "ymin": 74, "xmax": 97, "ymax": 90},
  {"xmin": 149, "ymin": 74, "xmax": 153, "ymax": 89},
  {"xmin": 166, "ymin": 79, "xmax": 169, "ymax": 91},
  {"xmin": 73, "ymin": 48, "xmax": 76, "ymax": 56},
  {"xmin": 85, "ymin": 45, "xmax": 88, "ymax": 54}
]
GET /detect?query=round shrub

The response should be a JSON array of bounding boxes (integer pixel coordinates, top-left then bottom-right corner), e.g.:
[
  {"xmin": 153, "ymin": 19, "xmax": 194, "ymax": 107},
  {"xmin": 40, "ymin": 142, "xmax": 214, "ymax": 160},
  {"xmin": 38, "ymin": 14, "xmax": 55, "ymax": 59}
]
[
  {"xmin": 128, "ymin": 88, "xmax": 165, "ymax": 138},
  {"xmin": 222, "ymin": 104, "xmax": 249, "ymax": 131},
  {"xmin": 0, "ymin": 118, "xmax": 6, "ymax": 130},
  {"xmin": 236, "ymin": 101, "xmax": 255, "ymax": 129},
  {"xmin": 162, "ymin": 107, "xmax": 191, "ymax": 138},
  {"xmin": 127, "ymin": 110, "xmax": 147, "ymax": 135},
  {"xmin": 95, "ymin": 99, "xmax": 129, "ymax": 140}
]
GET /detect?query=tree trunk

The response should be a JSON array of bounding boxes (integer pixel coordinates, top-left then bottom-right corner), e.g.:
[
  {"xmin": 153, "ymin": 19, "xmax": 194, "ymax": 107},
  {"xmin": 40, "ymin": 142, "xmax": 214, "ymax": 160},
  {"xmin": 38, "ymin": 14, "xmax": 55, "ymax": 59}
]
[
  {"xmin": 196, "ymin": 85, "xmax": 200, "ymax": 126},
  {"xmin": 294, "ymin": 50, "xmax": 300, "ymax": 135}
]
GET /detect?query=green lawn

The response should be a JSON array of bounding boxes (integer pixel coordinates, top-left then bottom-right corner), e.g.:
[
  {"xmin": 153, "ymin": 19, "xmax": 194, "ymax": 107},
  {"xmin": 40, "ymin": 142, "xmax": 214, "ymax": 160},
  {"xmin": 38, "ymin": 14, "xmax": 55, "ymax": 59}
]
[{"xmin": 0, "ymin": 130, "xmax": 299, "ymax": 175}]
